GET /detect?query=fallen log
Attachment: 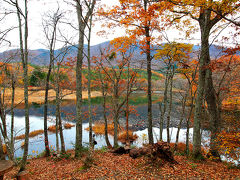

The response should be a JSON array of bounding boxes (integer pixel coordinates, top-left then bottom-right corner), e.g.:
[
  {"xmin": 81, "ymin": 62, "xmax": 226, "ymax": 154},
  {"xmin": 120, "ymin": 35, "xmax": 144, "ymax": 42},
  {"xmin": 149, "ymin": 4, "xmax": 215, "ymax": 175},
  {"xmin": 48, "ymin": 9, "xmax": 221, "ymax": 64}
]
[
  {"xmin": 129, "ymin": 141, "xmax": 177, "ymax": 163},
  {"xmin": 111, "ymin": 141, "xmax": 176, "ymax": 163}
]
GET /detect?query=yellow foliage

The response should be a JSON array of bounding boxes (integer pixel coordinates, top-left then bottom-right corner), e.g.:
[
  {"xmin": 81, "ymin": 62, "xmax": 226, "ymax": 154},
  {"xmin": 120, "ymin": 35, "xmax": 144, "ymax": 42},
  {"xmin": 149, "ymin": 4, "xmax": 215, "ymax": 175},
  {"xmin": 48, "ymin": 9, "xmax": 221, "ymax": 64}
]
[{"xmin": 2, "ymin": 144, "xmax": 7, "ymax": 154}]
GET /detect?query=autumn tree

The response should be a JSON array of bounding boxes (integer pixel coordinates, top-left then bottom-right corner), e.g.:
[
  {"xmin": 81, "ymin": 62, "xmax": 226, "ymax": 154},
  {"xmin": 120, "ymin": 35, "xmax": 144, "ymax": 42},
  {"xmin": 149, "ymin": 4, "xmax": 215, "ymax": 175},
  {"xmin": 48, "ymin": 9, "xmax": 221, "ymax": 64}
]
[
  {"xmin": 98, "ymin": 0, "xmax": 171, "ymax": 144},
  {"xmin": 42, "ymin": 7, "xmax": 63, "ymax": 157},
  {"xmin": 4, "ymin": 0, "xmax": 30, "ymax": 170},
  {"xmin": 162, "ymin": 0, "xmax": 240, "ymax": 159},
  {"xmin": 93, "ymin": 37, "xmax": 139, "ymax": 148},
  {"xmin": 74, "ymin": 0, "xmax": 96, "ymax": 157},
  {"xmin": 155, "ymin": 42, "xmax": 193, "ymax": 143},
  {"xmin": 0, "ymin": 63, "xmax": 18, "ymax": 160}
]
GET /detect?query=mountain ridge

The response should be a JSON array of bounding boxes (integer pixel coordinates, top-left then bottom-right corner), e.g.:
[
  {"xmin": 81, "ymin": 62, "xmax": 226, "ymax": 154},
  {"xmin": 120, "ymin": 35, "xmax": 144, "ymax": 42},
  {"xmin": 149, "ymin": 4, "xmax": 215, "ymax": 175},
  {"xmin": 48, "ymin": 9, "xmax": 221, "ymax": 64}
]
[{"xmin": 0, "ymin": 41, "xmax": 231, "ymax": 66}]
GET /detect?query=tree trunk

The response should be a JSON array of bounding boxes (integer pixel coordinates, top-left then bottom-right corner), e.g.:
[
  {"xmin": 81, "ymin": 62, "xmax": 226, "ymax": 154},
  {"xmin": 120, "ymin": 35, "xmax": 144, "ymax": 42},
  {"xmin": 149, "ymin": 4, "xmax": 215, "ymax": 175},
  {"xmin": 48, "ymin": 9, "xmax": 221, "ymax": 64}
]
[
  {"xmin": 0, "ymin": 136, "xmax": 5, "ymax": 160},
  {"xmin": 113, "ymin": 84, "xmax": 119, "ymax": 148},
  {"xmin": 10, "ymin": 75, "xmax": 15, "ymax": 160},
  {"xmin": 54, "ymin": 63, "xmax": 60, "ymax": 154},
  {"xmin": 58, "ymin": 110, "xmax": 65, "ymax": 154},
  {"xmin": 167, "ymin": 69, "xmax": 174, "ymax": 143},
  {"xmin": 87, "ymin": 14, "xmax": 93, "ymax": 149},
  {"xmin": 43, "ymin": 48, "xmax": 54, "ymax": 157},
  {"xmin": 75, "ymin": 2, "xmax": 84, "ymax": 157},
  {"xmin": 17, "ymin": 0, "xmax": 29, "ymax": 171},
  {"xmin": 186, "ymin": 90, "xmax": 194, "ymax": 156},
  {"xmin": 101, "ymin": 81, "xmax": 111, "ymax": 148},
  {"xmin": 159, "ymin": 70, "xmax": 169, "ymax": 141},
  {"xmin": 205, "ymin": 54, "xmax": 221, "ymax": 159},
  {"xmin": 175, "ymin": 87, "xmax": 188, "ymax": 151}
]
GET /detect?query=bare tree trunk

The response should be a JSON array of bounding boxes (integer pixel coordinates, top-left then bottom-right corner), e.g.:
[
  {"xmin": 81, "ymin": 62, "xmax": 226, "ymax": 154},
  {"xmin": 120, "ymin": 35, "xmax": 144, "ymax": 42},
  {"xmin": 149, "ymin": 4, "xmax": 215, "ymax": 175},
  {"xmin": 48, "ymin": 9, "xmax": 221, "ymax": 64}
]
[
  {"xmin": 15, "ymin": 0, "xmax": 30, "ymax": 171},
  {"xmin": 87, "ymin": 14, "xmax": 93, "ymax": 149},
  {"xmin": 126, "ymin": 63, "xmax": 130, "ymax": 141},
  {"xmin": 10, "ymin": 75, "xmax": 15, "ymax": 159},
  {"xmin": 113, "ymin": 84, "xmax": 119, "ymax": 148},
  {"xmin": 167, "ymin": 67, "xmax": 174, "ymax": 143},
  {"xmin": 102, "ymin": 87, "xmax": 111, "ymax": 148},
  {"xmin": 55, "ymin": 63, "xmax": 65, "ymax": 154},
  {"xmin": 55, "ymin": 108, "xmax": 59, "ymax": 154},
  {"xmin": 0, "ymin": 89, "xmax": 7, "ymax": 137},
  {"xmin": 174, "ymin": 88, "xmax": 188, "ymax": 151},
  {"xmin": 186, "ymin": 91, "xmax": 194, "ymax": 156},
  {"xmin": 0, "ymin": 136, "xmax": 5, "ymax": 160},
  {"xmin": 43, "ymin": 49, "xmax": 54, "ymax": 157},
  {"xmin": 143, "ymin": 0, "xmax": 153, "ymax": 145},
  {"xmin": 159, "ymin": 70, "xmax": 169, "ymax": 141},
  {"xmin": 75, "ymin": 1, "xmax": 85, "ymax": 157},
  {"xmin": 205, "ymin": 57, "xmax": 221, "ymax": 159},
  {"xmin": 58, "ymin": 110, "xmax": 65, "ymax": 154}
]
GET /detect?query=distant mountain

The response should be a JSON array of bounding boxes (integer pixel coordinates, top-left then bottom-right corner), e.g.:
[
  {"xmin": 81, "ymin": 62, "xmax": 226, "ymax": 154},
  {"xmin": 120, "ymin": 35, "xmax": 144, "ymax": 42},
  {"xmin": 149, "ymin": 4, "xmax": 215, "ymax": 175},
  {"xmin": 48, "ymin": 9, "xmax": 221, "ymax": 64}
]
[{"xmin": 0, "ymin": 41, "xmax": 233, "ymax": 67}]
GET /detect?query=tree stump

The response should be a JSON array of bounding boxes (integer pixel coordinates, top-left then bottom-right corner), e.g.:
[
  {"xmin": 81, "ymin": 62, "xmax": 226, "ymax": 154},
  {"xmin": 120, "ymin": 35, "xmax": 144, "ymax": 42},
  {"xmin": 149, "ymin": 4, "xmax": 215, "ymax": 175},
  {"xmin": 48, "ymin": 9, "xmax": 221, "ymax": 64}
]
[{"xmin": 0, "ymin": 160, "xmax": 14, "ymax": 180}]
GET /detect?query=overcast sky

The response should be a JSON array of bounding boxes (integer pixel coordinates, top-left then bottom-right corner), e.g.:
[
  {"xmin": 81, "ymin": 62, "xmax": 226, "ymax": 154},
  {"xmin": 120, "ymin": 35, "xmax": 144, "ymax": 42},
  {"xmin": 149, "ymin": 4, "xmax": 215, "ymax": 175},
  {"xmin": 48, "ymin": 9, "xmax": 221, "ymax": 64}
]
[
  {"xmin": 1, "ymin": 0, "xmax": 123, "ymax": 52},
  {"xmin": 1, "ymin": 0, "xmax": 237, "ymax": 52}
]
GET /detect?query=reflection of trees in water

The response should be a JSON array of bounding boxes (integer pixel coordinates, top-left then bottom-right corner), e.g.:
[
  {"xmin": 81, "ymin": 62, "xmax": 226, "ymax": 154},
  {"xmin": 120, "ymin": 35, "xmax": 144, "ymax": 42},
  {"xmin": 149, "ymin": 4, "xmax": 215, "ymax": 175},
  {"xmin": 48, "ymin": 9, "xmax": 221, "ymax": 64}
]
[{"xmin": 12, "ymin": 99, "xmax": 185, "ymax": 130}]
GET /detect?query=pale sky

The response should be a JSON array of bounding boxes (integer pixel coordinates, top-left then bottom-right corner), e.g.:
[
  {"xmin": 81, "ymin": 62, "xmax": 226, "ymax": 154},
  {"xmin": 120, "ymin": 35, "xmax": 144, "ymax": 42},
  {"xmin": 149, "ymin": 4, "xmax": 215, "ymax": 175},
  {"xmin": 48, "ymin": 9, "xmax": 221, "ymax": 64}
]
[
  {"xmin": 1, "ymin": 0, "xmax": 122, "ymax": 52},
  {"xmin": 0, "ymin": 0, "xmax": 238, "ymax": 52}
]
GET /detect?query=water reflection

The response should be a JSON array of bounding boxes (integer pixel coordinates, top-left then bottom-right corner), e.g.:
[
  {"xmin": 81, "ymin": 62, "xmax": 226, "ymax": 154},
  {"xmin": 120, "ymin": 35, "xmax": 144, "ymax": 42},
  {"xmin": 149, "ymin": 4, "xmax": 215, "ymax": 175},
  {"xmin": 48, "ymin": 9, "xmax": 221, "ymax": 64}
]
[{"xmin": 6, "ymin": 115, "xmax": 115, "ymax": 158}]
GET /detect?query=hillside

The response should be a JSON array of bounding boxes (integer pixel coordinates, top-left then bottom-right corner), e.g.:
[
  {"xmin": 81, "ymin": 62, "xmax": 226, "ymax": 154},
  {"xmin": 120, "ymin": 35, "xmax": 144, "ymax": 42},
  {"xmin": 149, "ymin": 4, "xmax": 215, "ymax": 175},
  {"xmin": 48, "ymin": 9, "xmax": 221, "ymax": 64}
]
[{"xmin": 0, "ymin": 41, "xmax": 229, "ymax": 67}]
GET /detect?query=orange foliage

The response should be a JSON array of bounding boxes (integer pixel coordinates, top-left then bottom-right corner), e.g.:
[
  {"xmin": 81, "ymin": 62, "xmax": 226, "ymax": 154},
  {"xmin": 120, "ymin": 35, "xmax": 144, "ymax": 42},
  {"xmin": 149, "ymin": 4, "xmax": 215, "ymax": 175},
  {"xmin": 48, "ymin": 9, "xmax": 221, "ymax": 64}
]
[
  {"xmin": 169, "ymin": 142, "xmax": 206, "ymax": 154},
  {"xmin": 216, "ymin": 131, "xmax": 240, "ymax": 161},
  {"xmin": 64, "ymin": 123, "xmax": 75, "ymax": 129},
  {"xmin": 48, "ymin": 125, "xmax": 57, "ymax": 132},
  {"xmin": 85, "ymin": 123, "xmax": 138, "ymax": 143},
  {"xmin": 15, "ymin": 129, "xmax": 44, "ymax": 140},
  {"xmin": 118, "ymin": 131, "xmax": 138, "ymax": 143}
]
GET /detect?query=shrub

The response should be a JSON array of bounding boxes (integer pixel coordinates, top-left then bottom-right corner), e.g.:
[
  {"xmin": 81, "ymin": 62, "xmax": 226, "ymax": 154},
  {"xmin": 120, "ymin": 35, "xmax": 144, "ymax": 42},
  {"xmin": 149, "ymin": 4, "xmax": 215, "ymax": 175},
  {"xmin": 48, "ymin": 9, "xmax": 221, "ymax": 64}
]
[
  {"xmin": 15, "ymin": 129, "xmax": 44, "ymax": 140},
  {"xmin": 118, "ymin": 131, "xmax": 138, "ymax": 143},
  {"xmin": 85, "ymin": 123, "xmax": 138, "ymax": 143},
  {"xmin": 64, "ymin": 123, "xmax": 75, "ymax": 129},
  {"xmin": 48, "ymin": 125, "xmax": 57, "ymax": 132},
  {"xmin": 216, "ymin": 131, "xmax": 240, "ymax": 163}
]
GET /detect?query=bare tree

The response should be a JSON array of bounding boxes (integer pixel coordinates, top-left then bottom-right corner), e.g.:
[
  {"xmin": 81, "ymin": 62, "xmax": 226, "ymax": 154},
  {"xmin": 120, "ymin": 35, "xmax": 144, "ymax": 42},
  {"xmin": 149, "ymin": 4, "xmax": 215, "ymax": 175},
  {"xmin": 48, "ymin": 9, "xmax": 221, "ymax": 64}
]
[
  {"xmin": 42, "ymin": 6, "xmax": 63, "ymax": 157},
  {"xmin": 74, "ymin": 0, "xmax": 96, "ymax": 157},
  {"xmin": 4, "ymin": 0, "xmax": 30, "ymax": 171}
]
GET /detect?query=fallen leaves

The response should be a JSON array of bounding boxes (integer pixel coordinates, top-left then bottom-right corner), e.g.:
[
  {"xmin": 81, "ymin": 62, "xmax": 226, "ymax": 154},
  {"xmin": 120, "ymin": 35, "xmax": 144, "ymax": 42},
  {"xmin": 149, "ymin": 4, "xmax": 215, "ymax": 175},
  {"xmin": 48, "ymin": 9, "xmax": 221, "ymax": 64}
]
[{"xmin": 4, "ymin": 150, "xmax": 240, "ymax": 179}]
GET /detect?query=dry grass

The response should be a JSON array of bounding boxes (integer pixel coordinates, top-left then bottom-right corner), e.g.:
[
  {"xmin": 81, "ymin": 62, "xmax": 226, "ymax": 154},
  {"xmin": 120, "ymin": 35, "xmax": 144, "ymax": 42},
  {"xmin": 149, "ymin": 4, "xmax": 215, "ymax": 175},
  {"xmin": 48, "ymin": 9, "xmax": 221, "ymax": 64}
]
[
  {"xmin": 15, "ymin": 129, "xmax": 44, "ymax": 140},
  {"xmin": 4, "ymin": 88, "xmax": 102, "ymax": 108},
  {"xmin": 48, "ymin": 125, "xmax": 57, "ymax": 132},
  {"xmin": 118, "ymin": 131, "xmax": 138, "ymax": 143},
  {"xmin": 64, "ymin": 123, "xmax": 75, "ymax": 129},
  {"xmin": 85, "ymin": 123, "xmax": 138, "ymax": 143}
]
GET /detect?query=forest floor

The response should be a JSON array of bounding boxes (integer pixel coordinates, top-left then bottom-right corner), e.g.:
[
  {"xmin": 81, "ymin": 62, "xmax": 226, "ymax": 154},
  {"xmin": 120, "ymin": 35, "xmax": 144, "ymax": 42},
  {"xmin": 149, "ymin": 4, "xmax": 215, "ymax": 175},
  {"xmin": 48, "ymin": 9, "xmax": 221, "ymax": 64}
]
[
  {"xmin": 4, "ymin": 150, "xmax": 240, "ymax": 179},
  {"xmin": 4, "ymin": 88, "xmax": 102, "ymax": 108}
]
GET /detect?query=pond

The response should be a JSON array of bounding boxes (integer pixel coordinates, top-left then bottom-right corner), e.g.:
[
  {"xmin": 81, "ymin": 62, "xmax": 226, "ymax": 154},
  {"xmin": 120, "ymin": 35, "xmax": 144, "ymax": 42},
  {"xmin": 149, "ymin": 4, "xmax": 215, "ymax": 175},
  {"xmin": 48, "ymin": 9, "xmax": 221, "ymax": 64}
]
[
  {"xmin": 6, "ymin": 113, "xmax": 210, "ymax": 158},
  {"xmin": 4, "ymin": 92, "xmax": 208, "ymax": 159}
]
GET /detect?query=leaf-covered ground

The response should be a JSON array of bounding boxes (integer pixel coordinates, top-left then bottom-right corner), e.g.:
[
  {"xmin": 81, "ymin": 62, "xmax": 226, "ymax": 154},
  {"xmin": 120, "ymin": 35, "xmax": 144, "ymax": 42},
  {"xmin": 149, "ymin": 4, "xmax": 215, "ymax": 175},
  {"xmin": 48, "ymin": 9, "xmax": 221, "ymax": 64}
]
[{"xmin": 5, "ymin": 150, "xmax": 240, "ymax": 179}]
